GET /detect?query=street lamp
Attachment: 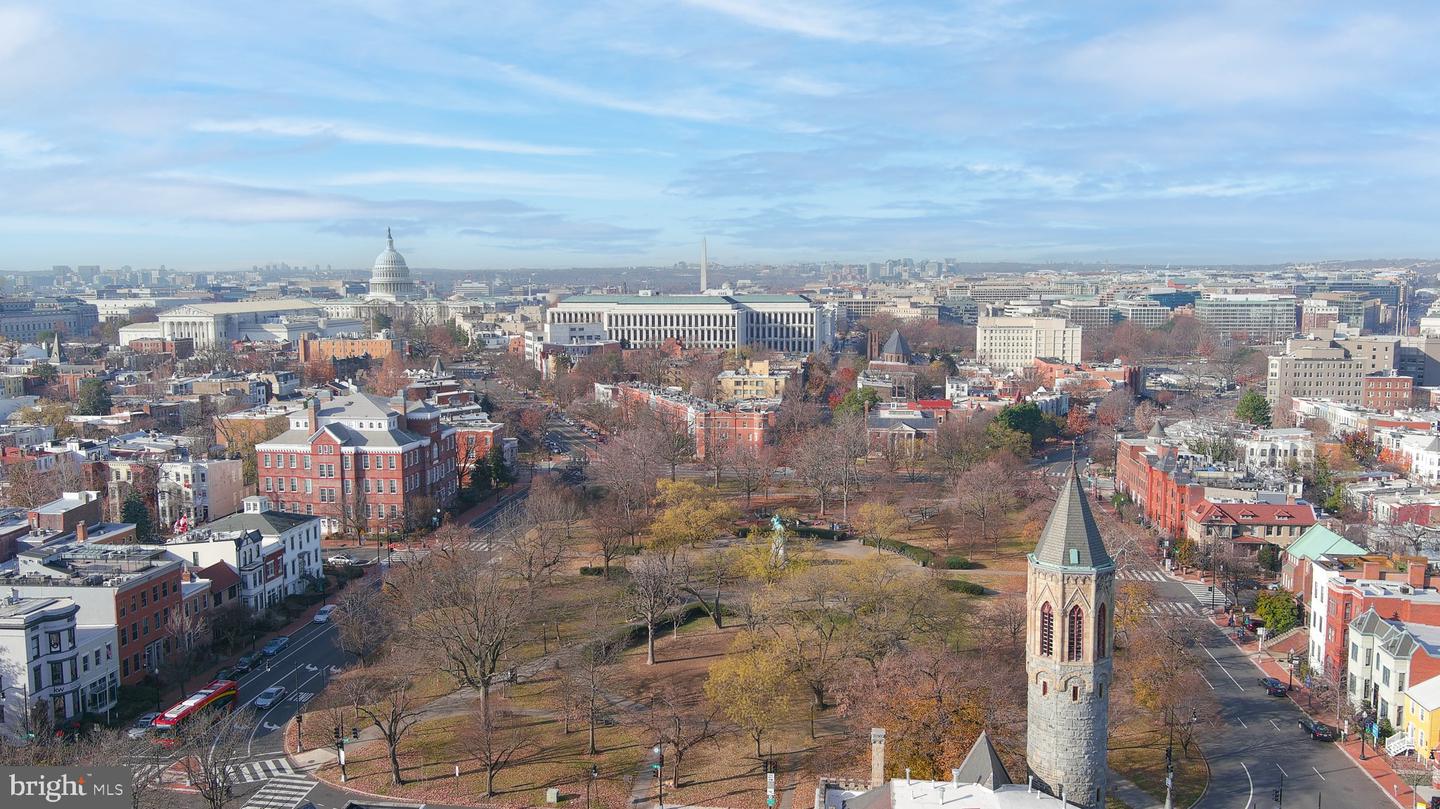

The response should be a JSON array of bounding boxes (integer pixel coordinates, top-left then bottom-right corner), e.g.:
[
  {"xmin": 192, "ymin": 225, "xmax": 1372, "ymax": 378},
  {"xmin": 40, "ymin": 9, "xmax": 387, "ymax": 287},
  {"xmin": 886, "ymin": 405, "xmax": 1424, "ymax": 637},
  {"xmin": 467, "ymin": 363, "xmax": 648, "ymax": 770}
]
[{"xmin": 652, "ymin": 744, "xmax": 665, "ymax": 809}]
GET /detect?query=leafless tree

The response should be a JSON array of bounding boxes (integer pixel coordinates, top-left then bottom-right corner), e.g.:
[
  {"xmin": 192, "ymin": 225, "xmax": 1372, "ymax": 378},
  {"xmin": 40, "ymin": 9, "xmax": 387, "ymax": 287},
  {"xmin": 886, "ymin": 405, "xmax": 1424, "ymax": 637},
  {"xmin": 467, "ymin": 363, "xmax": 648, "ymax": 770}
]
[
  {"xmin": 351, "ymin": 666, "xmax": 425, "ymax": 785},
  {"xmin": 392, "ymin": 545, "xmax": 525, "ymax": 714},
  {"xmin": 164, "ymin": 605, "xmax": 211, "ymax": 693},
  {"xmin": 174, "ymin": 710, "xmax": 255, "ymax": 809},
  {"xmin": 75, "ymin": 727, "xmax": 172, "ymax": 809},
  {"xmin": 954, "ymin": 459, "xmax": 1020, "ymax": 548},
  {"xmin": 333, "ymin": 584, "xmax": 393, "ymax": 664},
  {"xmin": 978, "ymin": 593, "xmax": 1026, "ymax": 658},
  {"xmin": 464, "ymin": 701, "xmax": 535, "ymax": 797},
  {"xmin": 639, "ymin": 684, "xmax": 720, "ymax": 788},
  {"xmin": 790, "ymin": 436, "xmax": 842, "ymax": 516},
  {"xmin": 626, "ymin": 554, "xmax": 685, "ymax": 665},
  {"xmin": 590, "ymin": 427, "xmax": 663, "ymax": 512},
  {"xmin": 730, "ymin": 443, "xmax": 774, "ymax": 509},
  {"xmin": 649, "ymin": 413, "xmax": 695, "ymax": 481},
  {"xmin": 590, "ymin": 493, "xmax": 645, "ymax": 577},
  {"xmin": 558, "ymin": 624, "xmax": 620, "ymax": 754}
]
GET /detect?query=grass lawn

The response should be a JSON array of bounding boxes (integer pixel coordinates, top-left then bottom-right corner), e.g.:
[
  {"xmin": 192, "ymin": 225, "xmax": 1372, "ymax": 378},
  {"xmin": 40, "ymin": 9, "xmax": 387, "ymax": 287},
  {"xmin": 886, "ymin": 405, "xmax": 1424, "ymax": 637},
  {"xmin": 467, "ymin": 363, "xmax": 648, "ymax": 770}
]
[{"xmin": 1107, "ymin": 718, "xmax": 1208, "ymax": 808}]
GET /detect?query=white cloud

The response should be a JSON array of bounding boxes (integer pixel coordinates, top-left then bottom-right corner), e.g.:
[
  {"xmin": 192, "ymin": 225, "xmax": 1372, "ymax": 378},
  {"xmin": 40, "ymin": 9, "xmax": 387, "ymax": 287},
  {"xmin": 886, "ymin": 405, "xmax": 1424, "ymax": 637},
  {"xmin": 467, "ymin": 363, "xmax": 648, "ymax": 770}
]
[
  {"xmin": 0, "ymin": 130, "xmax": 79, "ymax": 169},
  {"xmin": 1063, "ymin": 9, "xmax": 1414, "ymax": 105},
  {"xmin": 484, "ymin": 61, "xmax": 767, "ymax": 124},
  {"xmin": 678, "ymin": 0, "xmax": 880, "ymax": 42},
  {"xmin": 189, "ymin": 117, "xmax": 591, "ymax": 156},
  {"xmin": 0, "ymin": 6, "xmax": 47, "ymax": 64},
  {"xmin": 322, "ymin": 167, "xmax": 653, "ymax": 198}
]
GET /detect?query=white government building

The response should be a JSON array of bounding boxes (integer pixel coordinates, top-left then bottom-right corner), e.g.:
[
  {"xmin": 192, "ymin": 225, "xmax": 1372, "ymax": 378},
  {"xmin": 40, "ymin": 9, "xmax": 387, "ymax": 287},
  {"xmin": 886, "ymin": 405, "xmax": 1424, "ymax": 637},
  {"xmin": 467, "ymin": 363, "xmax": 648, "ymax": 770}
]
[
  {"xmin": 545, "ymin": 293, "xmax": 836, "ymax": 354},
  {"xmin": 976, "ymin": 316, "xmax": 1082, "ymax": 371}
]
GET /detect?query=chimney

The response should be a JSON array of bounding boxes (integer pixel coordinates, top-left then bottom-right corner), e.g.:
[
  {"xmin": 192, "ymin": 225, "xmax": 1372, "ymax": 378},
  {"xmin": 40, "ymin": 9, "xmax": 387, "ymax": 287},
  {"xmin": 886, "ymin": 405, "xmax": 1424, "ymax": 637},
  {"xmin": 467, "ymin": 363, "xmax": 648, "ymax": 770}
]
[
  {"xmin": 869, "ymin": 728, "xmax": 886, "ymax": 788},
  {"xmin": 951, "ymin": 769, "xmax": 960, "ymax": 787},
  {"xmin": 307, "ymin": 398, "xmax": 319, "ymax": 434},
  {"xmin": 1363, "ymin": 560, "xmax": 1381, "ymax": 580},
  {"xmin": 1409, "ymin": 561, "xmax": 1428, "ymax": 588},
  {"xmin": 76, "ymin": 522, "xmax": 87, "ymax": 543}
]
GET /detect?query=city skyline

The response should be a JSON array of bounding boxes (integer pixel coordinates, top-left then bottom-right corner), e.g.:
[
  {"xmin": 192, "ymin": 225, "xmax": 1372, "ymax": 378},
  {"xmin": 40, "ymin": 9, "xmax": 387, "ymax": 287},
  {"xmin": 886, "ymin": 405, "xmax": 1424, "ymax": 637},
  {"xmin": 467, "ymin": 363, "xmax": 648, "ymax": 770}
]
[{"xmin": 3, "ymin": 2, "xmax": 1440, "ymax": 270}]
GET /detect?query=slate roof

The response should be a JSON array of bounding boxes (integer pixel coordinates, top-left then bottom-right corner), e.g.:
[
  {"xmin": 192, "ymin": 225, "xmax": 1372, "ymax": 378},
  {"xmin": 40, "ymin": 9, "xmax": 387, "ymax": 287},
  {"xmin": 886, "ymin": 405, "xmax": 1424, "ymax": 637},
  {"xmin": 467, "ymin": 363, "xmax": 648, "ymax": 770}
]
[
  {"xmin": 880, "ymin": 329, "xmax": 912, "ymax": 360},
  {"xmin": 205, "ymin": 509, "xmax": 318, "ymax": 537},
  {"xmin": 953, "ymin": 731, "xmax": 1011, "ymax": 789},
  {"xmin": 1033, "ymin": 464, "xmax": 1112, "ymax": 569}
]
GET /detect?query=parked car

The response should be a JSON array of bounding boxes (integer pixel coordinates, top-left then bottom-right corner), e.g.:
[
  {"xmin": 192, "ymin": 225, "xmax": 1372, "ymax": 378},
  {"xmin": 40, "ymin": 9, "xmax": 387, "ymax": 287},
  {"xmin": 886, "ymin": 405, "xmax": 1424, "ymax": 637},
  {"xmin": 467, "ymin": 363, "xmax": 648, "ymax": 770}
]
[
  {"xmin": 313, "ymin": 605, "xmax": 337, "ymax": 624},
  {"xmin": 1298, "ymin": 717, "xmax": 1336, "ymax": 741},
  {"xmin": 233, "ymin": 654, "xmax": 259, "ymax": 674},
  {"xmin": 260, "ymin": 636, "xmax": 290, "ymax": 656},
  {"xmin": 127, "ymin": 712, "xmax": 162, "ymax": 739},
  {"xmin": 254, "ymin": 686, "xmax": 287, "ymax": 710},
  {"xmin": 1259, "ymin": 676, "xmax": 1287, "ymax": 696},
  {"xmin": 214, "ymin": 666, "xmax": 237, "ymax": 681},
  {"xmin": 1243, "ymin": 617, "xmax": 1266, "ymax": 633}
]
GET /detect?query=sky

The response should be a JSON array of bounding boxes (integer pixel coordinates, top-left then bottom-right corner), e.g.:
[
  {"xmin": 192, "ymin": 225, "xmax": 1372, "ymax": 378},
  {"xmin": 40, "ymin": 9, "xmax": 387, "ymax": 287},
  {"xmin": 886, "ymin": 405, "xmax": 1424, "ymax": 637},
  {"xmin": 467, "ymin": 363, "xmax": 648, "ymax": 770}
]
[{"xmin": 2, "ymin": 1, "xmax": 1440, "ymax": 271}]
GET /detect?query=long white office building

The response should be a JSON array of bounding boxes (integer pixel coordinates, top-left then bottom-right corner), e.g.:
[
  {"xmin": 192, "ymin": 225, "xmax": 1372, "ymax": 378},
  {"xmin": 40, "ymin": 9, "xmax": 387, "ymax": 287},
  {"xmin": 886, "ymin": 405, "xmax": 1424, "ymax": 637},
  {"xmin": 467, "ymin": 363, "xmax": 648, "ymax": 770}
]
[
  {"xmin": 976, "ymin": 315, "xmax": 1082, "ymax": 371},
  {"xmin": 546, "ymin": 294, "xmax": 835, "ymax": 354}
]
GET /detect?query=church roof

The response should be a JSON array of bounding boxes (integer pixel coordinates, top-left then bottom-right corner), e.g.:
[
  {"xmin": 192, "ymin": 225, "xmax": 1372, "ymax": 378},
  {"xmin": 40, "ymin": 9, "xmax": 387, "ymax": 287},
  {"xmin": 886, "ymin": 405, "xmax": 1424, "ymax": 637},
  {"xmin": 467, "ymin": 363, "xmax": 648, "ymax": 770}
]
[
  {"xmin": 953, "ymin": 731, "xmax": 1011, "ymax": 789},
  {"xmin": 1147, "ymin": 420, "xmax": 1165, "ymax": 439},
  {"xmin": 880, "ymin": 329, "xmax": 911, "ymax": 360},
  {"xmin": 1033, "ymin": 464, "xmax": 1112, "ymax": 569}
]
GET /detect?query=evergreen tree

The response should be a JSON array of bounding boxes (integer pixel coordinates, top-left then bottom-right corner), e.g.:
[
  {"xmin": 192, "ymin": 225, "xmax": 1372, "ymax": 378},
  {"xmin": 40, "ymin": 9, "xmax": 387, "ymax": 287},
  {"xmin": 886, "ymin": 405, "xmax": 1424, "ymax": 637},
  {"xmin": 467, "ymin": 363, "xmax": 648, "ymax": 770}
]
[
  {"xmin": 488, "ymin": 445, "xmax": 513, "ymax": 486},
  {"xmin": 1235, "ymin": 390, "xmax": 1272, "ymax": 427},
  {"xmin": 121, "ymin": 491, "xmax": 155, "ymax": 543},
  {"xmin": 75, "ymin": 379, "xmax": 113, "ymax": 416},
  {"xmin": 468, "ymin": 455, "xmax": 493, "ymax": 496}
]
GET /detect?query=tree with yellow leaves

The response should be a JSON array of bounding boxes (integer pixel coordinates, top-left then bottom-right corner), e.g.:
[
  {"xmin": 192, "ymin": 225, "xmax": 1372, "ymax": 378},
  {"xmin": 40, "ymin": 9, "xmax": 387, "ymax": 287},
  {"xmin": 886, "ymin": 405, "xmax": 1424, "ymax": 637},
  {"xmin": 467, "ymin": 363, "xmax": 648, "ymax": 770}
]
[
  {"xmin": 704, "ymin": 641, "xmax": 798, "ymax": 758},
  {"xmin": 648, "ymin": 479, "xmax": 738, "ymax": 555},
  {"xmin": 1111, "ymin": 579, "xmax": 1154, "ymax": 647},
  {"xmin": 854, "ymin": 500, "xmax": 902, "ymax": 555}
]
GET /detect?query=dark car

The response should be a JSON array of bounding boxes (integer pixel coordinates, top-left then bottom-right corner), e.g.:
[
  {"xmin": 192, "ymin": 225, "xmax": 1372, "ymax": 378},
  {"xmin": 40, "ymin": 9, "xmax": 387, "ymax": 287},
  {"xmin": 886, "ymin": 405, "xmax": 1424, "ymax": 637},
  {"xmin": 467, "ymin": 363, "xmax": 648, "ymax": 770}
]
[
  {"xmin": 260, "ymin": 635, "xmax": 290, "ymax": 656},
  {"xmin": 1259, "ymin": 676, "xmax": 1287, "ymax": 696},
  {"xmin": 1243, "ymin": 616, "xmax": 1266, "ymax": 633},
  {"xmin": 233, "ymin": 654, "xmax": 259, "ymax": 674},
  {"xmin": 214, "ymin": 666, "xmax": 237, "ymax": 681},
  {"xmin": 1298, "ymin": 717, "xmax": 1336, "ymax": 741}
]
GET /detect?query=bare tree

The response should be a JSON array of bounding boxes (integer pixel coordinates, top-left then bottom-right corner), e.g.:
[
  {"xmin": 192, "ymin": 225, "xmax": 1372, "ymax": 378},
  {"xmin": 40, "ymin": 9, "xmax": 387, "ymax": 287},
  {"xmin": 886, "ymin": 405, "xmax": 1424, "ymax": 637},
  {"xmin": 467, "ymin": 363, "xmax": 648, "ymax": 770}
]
[
  {"xmin": 590, "ymin": 427, "xmax": 663, "ymax": 512},
  {"xmin": 626, "ymin": 554, "xmax": 685, "ymax": 665},
  {"xmin": 351, "ymin": 666, "xmax": 426, "ymax": 785},
  {"xmin": 590, "ymin": 493, "xmax": 645, "ymax": 577},
  {"xmin": 730, "ymin": 444, "xmax": 774, "ymax": 510},
  {"xmin": 393, "ymin": 546, "xmax": 525, "ymax": 714},
  {"xmin": 164, "ymin": 605, "xmax": 210, "ymax": 694},
  {"xmin": 978, "ymin": 593, "xmax": 1026, "ymax": 658},
  {"xmin": 558, "ymin": 624, "xmax": 620, "ymax": 754},
  {"xmin": 954, "ymin": 458, "xmax": 1020, "ymax": 548},
  {"xmin": 649, "ymin": 413, "xmax": 695, "ymax": 482},
  {"xmin": 174, "ymin": 710, "xmax": 255, "ymax": 809},
  {"xmin": 640, "ymin": 684, "xmax": 720, "ymax": 788},
  {"xmin": 464, "ymin": 701, "xmax": 535, "ymax": 796},
  {"xmin": 790, "ymin": 436, "xmax": 842, "ymax": 516},
  {"xmin": 333, "ymin": 584, "xmax": 393, "ymax": 664}
]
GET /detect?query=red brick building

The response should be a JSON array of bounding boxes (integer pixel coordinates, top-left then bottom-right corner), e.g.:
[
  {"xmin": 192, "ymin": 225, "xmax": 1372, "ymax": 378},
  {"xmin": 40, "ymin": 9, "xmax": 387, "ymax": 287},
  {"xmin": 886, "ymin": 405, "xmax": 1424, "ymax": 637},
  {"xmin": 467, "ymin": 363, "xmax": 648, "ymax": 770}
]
[
  {"xmin": 255, "ymin": 392, "xmax": 457, "ymax": 536},
  {"xmin": 598, "ymin": 382, "xmax": 774, "ymax": 460},
  {"xmin": 1362, "ymin": 373, "xmax": 1415, "ymax": 413},
  {"xmin": 1318, "ymin": 557, "xmax": 1440, "ymax": 677}
]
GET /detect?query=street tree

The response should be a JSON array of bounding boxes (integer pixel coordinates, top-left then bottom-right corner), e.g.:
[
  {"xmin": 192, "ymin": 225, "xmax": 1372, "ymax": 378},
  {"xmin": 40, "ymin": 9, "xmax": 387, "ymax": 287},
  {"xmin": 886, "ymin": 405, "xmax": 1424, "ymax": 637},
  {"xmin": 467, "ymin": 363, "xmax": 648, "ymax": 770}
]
[
  {"xmin": 174, "ymin": 710, "xmax": 254, "ymax": 809},
  {"xmin": 332, "ymin": 583, "xmax": 393, "ymax": 664},
  {"xmin": 351, "ymin": 666, "xmax": 425, "ymax": 785},
  {"xmin": 464, "ymin": 700, "xmax": 535, "ymax": 797},
  {"xmin": 164, "ymin": 606, "xmax": 210, "ymax": 693},
  {"xmin": 640, "ymin": 684, "xmax": 719, "ymax": 788}
]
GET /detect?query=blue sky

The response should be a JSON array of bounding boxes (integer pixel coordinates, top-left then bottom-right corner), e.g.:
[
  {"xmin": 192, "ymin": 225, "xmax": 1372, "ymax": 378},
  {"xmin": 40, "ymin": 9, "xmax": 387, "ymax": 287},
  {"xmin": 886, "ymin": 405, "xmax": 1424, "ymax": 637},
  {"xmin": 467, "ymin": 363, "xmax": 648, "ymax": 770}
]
[{"xmin": 1, "ymin": 1, "xmax": 1438, "ymax": 270}]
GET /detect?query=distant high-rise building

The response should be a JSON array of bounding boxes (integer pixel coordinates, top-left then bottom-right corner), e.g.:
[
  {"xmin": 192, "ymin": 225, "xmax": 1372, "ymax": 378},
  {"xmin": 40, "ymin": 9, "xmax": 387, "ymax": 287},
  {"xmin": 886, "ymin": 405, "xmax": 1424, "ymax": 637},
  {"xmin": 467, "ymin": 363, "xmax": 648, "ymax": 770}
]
[{"xmin": 977, "ymin": 316, "xmax": 1081, "ymax": 370}]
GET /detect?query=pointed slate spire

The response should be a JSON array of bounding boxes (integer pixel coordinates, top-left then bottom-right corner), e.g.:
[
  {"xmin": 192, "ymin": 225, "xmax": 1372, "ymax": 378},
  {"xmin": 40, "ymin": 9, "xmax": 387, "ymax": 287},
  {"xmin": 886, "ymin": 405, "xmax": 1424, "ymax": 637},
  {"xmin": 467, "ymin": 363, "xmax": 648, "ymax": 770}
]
[
  {"xmin": 432, "ymin": 357, "xmax": 447, "ymax": 377},
  {"xmin": 879, "ymin": 329, "xmax": 911, "ymax": 361},
  {"xmin": 49, "ymin": 331, "xmax": 64, "ymax": 364},
  {"xmin": 1147, "ymin": 419, "xmax": 1165, "ymax": 439},
  {"xmin": 954, "ymin": 731, "xmax": 1011, "ymax": 789},
  {"xmin": 1033, "ymin": 462, "xmax": 1112, "ymax": 569}
]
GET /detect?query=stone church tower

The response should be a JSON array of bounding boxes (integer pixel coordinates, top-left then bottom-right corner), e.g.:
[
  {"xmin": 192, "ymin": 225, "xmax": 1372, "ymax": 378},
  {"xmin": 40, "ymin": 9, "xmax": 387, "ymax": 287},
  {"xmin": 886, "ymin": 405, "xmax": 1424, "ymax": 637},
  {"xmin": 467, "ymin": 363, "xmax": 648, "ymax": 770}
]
[{"xmin": 1025, "ymin": 463, "xmax": 1114, "ymax": 808}]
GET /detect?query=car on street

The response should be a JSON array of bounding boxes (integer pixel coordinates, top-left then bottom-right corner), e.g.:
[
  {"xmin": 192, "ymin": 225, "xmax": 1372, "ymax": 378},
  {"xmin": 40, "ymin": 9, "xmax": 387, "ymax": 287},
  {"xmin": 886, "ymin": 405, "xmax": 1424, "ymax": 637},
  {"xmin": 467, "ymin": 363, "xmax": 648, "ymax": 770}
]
[
  {"xmin": 313, "ymin": 605, "xmax": 337, "ymax": 623},
  {"xmin": 327, "ymin": 554, "xmax": 357, "ymax": 566},
  {"xmin": 127, "ymin": 712, "xmax": 162, "ymax": 739},
  {"xmin": 1243, "ymin": 616, "xmax": 1266, "ymax": 633},
  {"xmin": 234, "ymin": 654, "xmax": 259, "ymax": 674},
  {"xmin": 1259, "ymin": 676, "xmax": 1287, "ymax": 696},
  {"xmin": 1298, "ymin": 717, "xmax": 1336, "ymax": 741},
  {"xmin": 254, "ymin": 686, "xmax": 287, "ymax": 710},
  {"xmin": 214, "ymin": 666, "xmax": 237, "ymax": 681},
  {"xmin": 260, "ymin": 636, "xmax": 290, "ymax": 656}
]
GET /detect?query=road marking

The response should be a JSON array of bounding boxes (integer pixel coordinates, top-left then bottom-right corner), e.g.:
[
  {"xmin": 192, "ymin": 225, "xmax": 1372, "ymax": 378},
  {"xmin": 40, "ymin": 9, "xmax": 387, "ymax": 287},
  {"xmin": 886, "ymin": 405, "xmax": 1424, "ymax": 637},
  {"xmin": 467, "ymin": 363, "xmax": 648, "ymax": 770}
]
[
  {"xmin": 1202, "ymin": 646, "xmax": 1245, "ymax": 690},
  {"xmin": 1240, "ymin": 762, "xmax": 1253, "ymax": 809},
  {"xmin": 1269, "ymin": 719, "xmax": 1281, "ymax": 731},
  {"xmin": 1275, "ymin": 763, "xmax": 1288, "ymax": 778},
  {"xmin": 1236, "ymin": 717, "xmax": 1247, "ymax": 728},
  {"xmin": 1313, "ymin": 767, "xmax": 1325, "ymax": 781},
  {"xmin": 1200, "ymin": 674, "xmax": 1215, "ymax": 690}
]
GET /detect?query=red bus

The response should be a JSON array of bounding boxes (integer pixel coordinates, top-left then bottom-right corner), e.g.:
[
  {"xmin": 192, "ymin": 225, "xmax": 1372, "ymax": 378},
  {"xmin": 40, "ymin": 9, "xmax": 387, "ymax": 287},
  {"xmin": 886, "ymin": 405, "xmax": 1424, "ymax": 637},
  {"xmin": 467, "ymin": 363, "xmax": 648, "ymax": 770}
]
[{"xmin": 151, "ymin": 679, "xmax": 238, "ymax": 745}]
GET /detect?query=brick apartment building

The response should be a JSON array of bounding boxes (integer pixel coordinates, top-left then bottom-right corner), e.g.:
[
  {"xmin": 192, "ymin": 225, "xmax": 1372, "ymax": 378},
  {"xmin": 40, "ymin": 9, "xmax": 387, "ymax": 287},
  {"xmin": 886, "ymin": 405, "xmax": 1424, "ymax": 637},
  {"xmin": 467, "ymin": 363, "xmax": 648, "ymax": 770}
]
[
  {"xmin": 254, "ymin": 391, "xmax": 457, "ymax": 535},
  {"xmin": 595, "ymin": 382, "xmax": 774, "ymax": 460},
  {"xmin": 0, "ymin": 542, "xmax": 183, "ymax": 685}
]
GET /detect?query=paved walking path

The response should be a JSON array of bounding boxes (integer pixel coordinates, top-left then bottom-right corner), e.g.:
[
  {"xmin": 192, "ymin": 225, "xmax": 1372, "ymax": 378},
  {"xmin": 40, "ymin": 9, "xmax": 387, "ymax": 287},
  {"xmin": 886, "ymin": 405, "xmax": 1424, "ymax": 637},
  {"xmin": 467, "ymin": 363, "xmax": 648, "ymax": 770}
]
[{"xmin": 1107, "ymin": 771, "xmax": 1162, "ymax": 809}]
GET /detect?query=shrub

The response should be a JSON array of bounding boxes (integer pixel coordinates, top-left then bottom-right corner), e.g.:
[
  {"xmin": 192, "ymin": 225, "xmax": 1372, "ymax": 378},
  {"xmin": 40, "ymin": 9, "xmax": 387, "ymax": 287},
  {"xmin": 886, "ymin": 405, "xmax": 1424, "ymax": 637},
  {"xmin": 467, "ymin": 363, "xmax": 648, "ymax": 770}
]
[
  {"xmin": 944, "ymin": 556, "xmax": 980, "ymax": 570},
  {"xmin": 579, "ymin": 566, "xmax": 605, "ymax": 576},
  {"xmin": 860, "ymin": 537, "xmax": 935, "ymax": 567},
  {"xmin": 943, "ymin": 579, "xmax": 988, "ymax": 596}
]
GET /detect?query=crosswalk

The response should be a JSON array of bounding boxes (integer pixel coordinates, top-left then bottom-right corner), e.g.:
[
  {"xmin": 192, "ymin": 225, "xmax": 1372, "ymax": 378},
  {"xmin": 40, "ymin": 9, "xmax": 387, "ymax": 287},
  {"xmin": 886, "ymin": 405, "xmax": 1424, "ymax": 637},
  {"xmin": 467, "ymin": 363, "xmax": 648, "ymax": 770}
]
[
  {"xmin": 240, "ymin": 773, "xmax": 315, "ymax": 809},
  {"xmin": 1180, "ymin": 579, "xmax": 1231, "ymax": 610},
  {"xmin": 230, "ymin": 756, "xmax": 295, "ymax": 784},
  {"xmin": 1147, "ymin": 601, "xmax": 1205, "ymax": 617},
  {"xmin": 1117, "ymin": 569, "xmax": 1168, "ymax": 582}
]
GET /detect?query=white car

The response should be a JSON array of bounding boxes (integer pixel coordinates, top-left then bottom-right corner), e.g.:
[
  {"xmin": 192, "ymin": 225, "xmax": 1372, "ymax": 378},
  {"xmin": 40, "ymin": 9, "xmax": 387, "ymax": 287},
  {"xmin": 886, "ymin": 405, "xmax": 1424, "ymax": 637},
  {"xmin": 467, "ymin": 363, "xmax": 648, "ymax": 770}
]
[
  {"xmin": 313, "ymin": 605, "xmax": 337, "ymax": 623},
  {"xmin": 327, "ymin": 554, "xmax": 357, "ymax": 566},
  {"xmin": 127, "ymin": 712, "xmax": 161, "ymax": 739},
  {"xmin": 254, "ymin": 686, "xmax": 287, "ymax": 710}
]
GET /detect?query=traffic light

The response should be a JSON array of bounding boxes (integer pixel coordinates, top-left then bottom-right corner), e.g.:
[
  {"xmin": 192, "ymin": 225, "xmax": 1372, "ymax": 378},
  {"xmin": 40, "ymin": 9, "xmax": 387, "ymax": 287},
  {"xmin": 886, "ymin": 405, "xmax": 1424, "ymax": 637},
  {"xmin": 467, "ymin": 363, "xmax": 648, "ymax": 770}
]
[
  {"xmin": 352, "ymin": 726, "xmax": 360, "ymax": 740},
  {"xmin": 1273, "ymin": 789, "xmax": 1281, "ymax": 803}
]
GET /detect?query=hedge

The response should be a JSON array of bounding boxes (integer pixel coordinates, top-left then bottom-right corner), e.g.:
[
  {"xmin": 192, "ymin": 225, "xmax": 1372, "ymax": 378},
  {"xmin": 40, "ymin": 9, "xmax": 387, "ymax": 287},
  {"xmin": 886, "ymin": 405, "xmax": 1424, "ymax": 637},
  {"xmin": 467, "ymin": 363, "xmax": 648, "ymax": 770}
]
[
  {"xmin": 860, "ymin": 537, "xmax": 936, "ymax": 567},
  {"xmin": 579, "ymin": 566, "xmax": 605, "ymax": 576},
  {"xmin": 943, "ymin": 579, "xmax": 988, "ymax": 596},
  {"xmin": 944, "ymin": 556, "xmax": 981, "ymax": 570}
]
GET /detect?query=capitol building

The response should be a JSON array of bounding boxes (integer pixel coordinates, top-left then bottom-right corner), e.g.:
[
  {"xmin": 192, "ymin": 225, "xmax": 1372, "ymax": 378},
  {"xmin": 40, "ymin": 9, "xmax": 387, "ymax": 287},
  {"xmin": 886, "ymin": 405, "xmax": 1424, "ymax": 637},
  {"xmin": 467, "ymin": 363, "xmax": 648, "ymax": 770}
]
[{"xmin": 366, "ymin": 227, "xmax": 420, "ymax": 302}]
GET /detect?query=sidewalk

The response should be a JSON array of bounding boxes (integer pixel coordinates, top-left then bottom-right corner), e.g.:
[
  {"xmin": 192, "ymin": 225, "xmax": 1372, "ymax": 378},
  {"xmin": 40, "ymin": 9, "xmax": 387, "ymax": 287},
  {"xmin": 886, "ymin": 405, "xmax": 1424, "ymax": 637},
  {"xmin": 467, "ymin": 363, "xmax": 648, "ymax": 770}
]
[{"xmin": 1209, "ymin": 612, "xmax": 1424, "ymax": 809}]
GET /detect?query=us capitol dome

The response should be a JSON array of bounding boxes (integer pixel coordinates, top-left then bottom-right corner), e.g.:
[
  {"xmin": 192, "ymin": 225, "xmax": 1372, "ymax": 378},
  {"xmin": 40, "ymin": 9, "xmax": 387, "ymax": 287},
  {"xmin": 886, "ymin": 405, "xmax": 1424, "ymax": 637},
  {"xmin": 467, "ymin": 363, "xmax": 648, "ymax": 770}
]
[{"xmin": 368, "ymin": 227, "xmax": 419, "ymax": 301}]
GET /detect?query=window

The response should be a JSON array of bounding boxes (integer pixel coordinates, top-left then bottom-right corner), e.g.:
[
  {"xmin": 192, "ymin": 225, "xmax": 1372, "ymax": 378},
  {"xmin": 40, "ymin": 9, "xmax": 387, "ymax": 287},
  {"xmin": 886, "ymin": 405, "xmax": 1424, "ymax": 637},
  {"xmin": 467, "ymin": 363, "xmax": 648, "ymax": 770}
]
[
  {"xmin": 263, "ymin": 454, "xmax": 271, "ymax": 468},
  {"xmin": 388, "ymin": 456, "xmax": 396, "ymax": 469},
  {"xmin": 1066, "ymin": 605, "xmax": 1084, "ymax": 661},
  {"xmin": 1039, "ymin": 603, "xmax": 1054, "ymax": 656},
  {"xmin": 1096, "ymin": 604, "xmax": 1108, "ymax": 658}
]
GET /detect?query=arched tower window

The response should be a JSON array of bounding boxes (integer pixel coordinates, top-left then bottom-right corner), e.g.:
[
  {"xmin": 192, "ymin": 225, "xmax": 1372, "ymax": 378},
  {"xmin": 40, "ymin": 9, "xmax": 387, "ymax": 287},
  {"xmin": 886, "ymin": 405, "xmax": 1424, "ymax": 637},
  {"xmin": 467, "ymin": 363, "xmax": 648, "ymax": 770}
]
[
  {"xmin": 1067, "ymin": 604, "xmax": 1085, "ymax": 661},
  {"xmin": 1039, "ymin": 602, "xmax": 1054, "ymax": 657},
  {"xmin": 1097, "ymin": 603, "xmax": 1108, "ymax": 658}
]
